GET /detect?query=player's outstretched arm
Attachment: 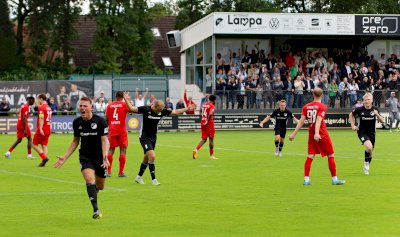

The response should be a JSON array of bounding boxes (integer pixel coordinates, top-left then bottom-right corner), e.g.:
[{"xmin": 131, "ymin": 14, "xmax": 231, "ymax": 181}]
[
  {"xmin": 123, "ymin": 92, "xmax": 139, "ymax": 113},
  {"xmin": 374, "ymin": 110, "xmax": 385, "ymax": 124},
  {"xmin": 292, "ymin": 116, "xmax": 300, "ymax": 124},
  {"xmin": 54, "ymin": 137, "xmax": 80, "ymax": 168},
  {"xmin": 101, "ymin": 135, "xmax": 110, "ymax": 169},
  {"xmin": 289, "ymin": 115, "xmax": 306, "ymax": 141},
  {"xmin": 171, "ymin": 104, "xmax": 196, "ymax": 116},
  {"xmin": 348, "ymin": 112, "xmax": 358, "ymax": 131},
  {"xmin": 259, "ymin": 115, "xmax": 271, "ymax": 127}
]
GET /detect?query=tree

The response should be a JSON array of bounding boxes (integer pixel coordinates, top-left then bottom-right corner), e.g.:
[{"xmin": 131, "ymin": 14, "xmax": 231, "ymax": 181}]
[
  {"xmin": 175, "ymin": 0, "xmax": 206, "ymax": 30},
  {"xmin": 148, "ymin": 2, "xmax": 174, "ymax": 19},
  {"xmin": 0, "ymin": 0, "xmax": 17, "ymax": 70},
  {"xmin": 90, "ymin": 0, "xmax": 154, "ymax": 73}
]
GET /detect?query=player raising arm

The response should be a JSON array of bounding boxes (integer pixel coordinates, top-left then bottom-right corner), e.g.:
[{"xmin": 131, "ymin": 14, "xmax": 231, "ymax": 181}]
[
  {"xmin": 349, "ymin": 92, "xmax": 385, "ymax": 175},
  {"xmin": 54, "ymin": 97, "xmax": 109, "ymax": 219},
  {"xmin": 259, "ymin": 99, "xmax": 298, "ymax": 157},
  {"xmin": 123, "ymin": 92, "xmax": 196, "ymax": 185},
  {"xmin": 289, "ymin": 88, "xmax": 345, "ymax": 186}
]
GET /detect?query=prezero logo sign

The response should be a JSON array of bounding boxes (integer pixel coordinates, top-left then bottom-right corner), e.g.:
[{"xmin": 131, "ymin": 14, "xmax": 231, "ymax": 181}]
[{"xmin": 356, "ymin": 15, "xmax": 400, "ymax": 35}]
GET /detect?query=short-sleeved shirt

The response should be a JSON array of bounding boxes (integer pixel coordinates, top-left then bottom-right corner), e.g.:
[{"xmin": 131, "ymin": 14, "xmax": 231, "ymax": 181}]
[
  {"xmin": 73, "ymin": 114, "xmax": 108, "ymax": 161},
  {"xmin": 106, "ymin": 101, "xmax": 130, "ymax": 136},
  {"xmin": 201, "ymin": 102, "xmax": 215, "ymax": 127},
  {"xmin": 36, "ymin": 104, "xmax": 52, "ymax": 135},
  {"xmin": 17, "ymin": 103, "xmax": 30, "ymax": 130},
  {"xmin": 302, "ymin": 101, "xmax": 329, "ymax": 138},
  {"xmin": 138, "ymin": 106, "xmax": 172, "ymax": 138},
  {"xmin": 351, "ymin": 106, "xmax": 379, "ymax": 134},
  {"xmin": 270, "ymin": 109, "xmax": 294, "ymax": 130}
]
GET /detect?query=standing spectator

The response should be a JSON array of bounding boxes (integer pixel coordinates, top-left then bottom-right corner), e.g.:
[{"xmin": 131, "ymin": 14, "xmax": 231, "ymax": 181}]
[
  {"xmin": 205, "ymin": 67, "xmax": 213, "ymax": 94},
  {"xmin": 259, "ymin": 99, "xmax": 298, "ymax": 157},
  {"xmin": 348, "ymin": 80, "xmax": 359, "ymax": 108},
  {"xmin": 94, "ymin": 97, "xmax": 106, "ymax": 116},
  {"xmin": 255, "ymin": 83, "xmax": 263, "ymax": 109},
  {"xmin": 54, "ymin": 97, "xmax": 109, "ymax": 219},
  {"xmin": 285, "ymin": 51, "xmax": 295, "ymax": 70},
  {"xmin": 289, "ymin": 88, "xmax": 346, "ymax": 185},
  {"xmin": 320, "ymin": 75, "xmax": 330, "ymax": 106},
  {"xmin": 262, "ymin": 75, "xmax": 274, "ymax": 109},
  {"xmin": 135, "ymin": 88, "xmax": 148, "ymax": 107},
  {"xmin": 4, "ymin": 97, "xmax": 35, "ymax": 159},
  {"xmin": 33, "ymin": 94, "xmax": 52, "ymax": 167},
  {"xmin": 123, "ymin": 96, "xmax": 195, "ymax": 185},
  {"xmin": 294, "ymin": 75, "xmax": 305, "ymax": 108},
  {"xmin": 303, "ymin": 75, "xmax": 315, "ymax": 104},
  {"xmin": 386, "ymin": 92, "xmax": 400, "ymax": 129},
  {"xmin": 69, "ymin": 84, "xmax": 87, "ymax": 111},
  {"xmin": 0, "ymin": 97, "xmax": 11, "ymax": 116},
  {"xmin": 226, "ymin": 75, "xmax": 238, "ymax": 109},
  {"xmin": 57, "ymin": 85, "xmax": 68, "ymax": 108},
  {"xmin": 237, "ymin": 77, "xmax": 246, "ymax": 109},
  {"xmin": 105, "ymin": 91, "xmax": 134, "ymax": 178},
  {"xmin": 165, "ymin": 97, "xmax": 174, "ymax": 110},
  {"xmin": 338, "ymin": 77, "xmax": 349, "ymax": 108},
  {"xmin": 349, "ymin": 93, "xmax": 385, "ymax": 175},
  {"xmin": 147, "ymin": 94, "xmax": 156, "ymax": 106},
  {"xmin": 192, "ymin": 95, "xmax": 217, "ymax": 160},
  {"xmin": 97, "ymin": 91, "xmax": 108, "ymax": 104},
  {"xmin": 283, "ymin": 75, "xmax": 294, "ymax": 108},
  {"xmin": 273, "ymin": 76, "xmax": 284, "ymax": 103},
  {"xmin": 184, "ymin": 89, "xmax": 196, "ymax": 114},
  {"xmin": 373, "ymin": 78, "xmax": 384, "ymax": 107},
  {"xmin": 328, "ymin": 80, "xmax": 338, "ymax": 108}
]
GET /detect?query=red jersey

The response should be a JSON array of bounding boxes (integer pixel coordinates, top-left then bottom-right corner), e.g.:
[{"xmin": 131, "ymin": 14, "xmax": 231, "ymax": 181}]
[
  {"xmin": 184, "ymin": 91, "xmax": 195, "ymax": 114},
  {"xmin": 36, "ymin": 104, "xmax": 52, "ymax": 135},
  {"xmin": 106, "ymin": 101, "xmax": 130, "ymax": 136},
  {"xmin": 17, "ymin": 103, "xmax": 30, "ymax": 130},
  {"xmin": 301, "ymin": 101, "xmax": 329, "ymax": 138},
  {"xmin": 201, "ymin": 102, "xmax": 215, "ymax": 127}
]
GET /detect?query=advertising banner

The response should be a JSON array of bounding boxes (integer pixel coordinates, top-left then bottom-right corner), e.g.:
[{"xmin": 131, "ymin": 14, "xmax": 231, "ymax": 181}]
[
  {"xmin": 1, "ymin": 113, "xmax": 369, "ymax": 134},
  {"xmin": 213, "ymin": 13, "xmax": 355, "ymax": 35},
  {"xmin": 355, "ymin": 15, "xmax": 400, "ymax": 35}
]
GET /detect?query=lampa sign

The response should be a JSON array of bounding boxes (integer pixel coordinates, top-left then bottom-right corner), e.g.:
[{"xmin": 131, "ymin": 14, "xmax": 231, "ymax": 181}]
[
  {"xmin": 355, "ymin": 15, "xmax": 400, "ymax": 35},
  {"xmin": 226, "ymin": 15, "xmax": 263, "ymax": 28}
]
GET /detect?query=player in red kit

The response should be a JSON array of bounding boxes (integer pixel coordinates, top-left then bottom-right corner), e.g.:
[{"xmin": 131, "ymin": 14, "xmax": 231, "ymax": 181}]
[
  {"xmin": 192, "ymin": 95, "xmax": 217, "ymax": 160},
  {"xmin": 4, "ymin": 97, "xmax": 35, "ymax": 159},
  {"xmin": 105, "ymin": 91, "xmax": 133, "ymax": 177},
  {"xmin": 33, "ymin": 94, "xmax": 52, "ymax": 167},
  {"xmin": 289, "ymin": 88, "xmax": 346, "ymax": 185}
]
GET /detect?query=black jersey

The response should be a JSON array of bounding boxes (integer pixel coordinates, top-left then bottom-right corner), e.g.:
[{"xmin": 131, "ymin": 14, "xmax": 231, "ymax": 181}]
[
  {"xmin": 138, "ymin": 106, "xmax": 172, "ymax": 138},
  {"xmin": 351, "ymin": 106, "xmax": 379, "ymax": 134},
  {"xmin": 73, "ymin": 114, "xmax": 108, "ymax": 160},
  {"xmin": 270, "ymin": 109, "xmax": 294, "ymax": 129}
]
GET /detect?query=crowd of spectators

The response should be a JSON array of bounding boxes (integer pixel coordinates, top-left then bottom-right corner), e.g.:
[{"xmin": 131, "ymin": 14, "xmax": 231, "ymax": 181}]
[{"xmin": 209, "ymin": 43, "xmax": 400, "ymax": 110}]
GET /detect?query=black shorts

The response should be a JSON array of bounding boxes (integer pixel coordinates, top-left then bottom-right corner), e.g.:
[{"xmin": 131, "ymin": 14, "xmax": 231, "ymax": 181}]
[
  {"xmin": 357, "ymin": 131, "xmax": 375, "ymax": 147},
  {"xmin": 140, "ymin": 136, "xmax": 156, "ymax": 154},
  {"xmin": 79, "ymin": 155, "xmax": 107, "ymax": 178},
  {"xmin": 274, "ymin": 127, "xmax": 287, "ymax": 138}
]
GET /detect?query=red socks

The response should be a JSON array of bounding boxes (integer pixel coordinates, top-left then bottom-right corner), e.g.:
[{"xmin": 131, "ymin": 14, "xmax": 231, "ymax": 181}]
[
  {"xmin": 28, "ymin": 148, "xmax": 31, "ymax": 155},
  {"xmin": 328, "ymin": 157, "xmax": 337, "ymax": 177},
  {"xmin": 119, "ymin": 155, "xmax": 126, "ymax": 175},
  {"xmin": 107, "ymin": 154, "xmax": 113, "ymax": 174},
  {"xmin": 39, "ymin": 152, "xmax": 47, "ymax": 160},
  {"xmin": 210, "ymin": 148, "xmax": 214, "ymax": 156},
  {"xmin": 8, "ymin": 147, "xmax": 14, "ymax": 152},
  {"xmin": 196, "ymin": 145, "xmax": 202, "ymax": 150},
  {"xmin": 304, "ymin": 157, "xmax": 313, "ymax": 177}
]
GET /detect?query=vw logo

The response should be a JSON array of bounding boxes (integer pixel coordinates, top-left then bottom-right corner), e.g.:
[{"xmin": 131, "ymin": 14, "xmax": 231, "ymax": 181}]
[
  {"xmin": 297, "ymin": 18, "xmax": 304, "ymax": 25},
  {"xmin": 269, "ymin": 18, "xmax": 280, "ymax": 29}
]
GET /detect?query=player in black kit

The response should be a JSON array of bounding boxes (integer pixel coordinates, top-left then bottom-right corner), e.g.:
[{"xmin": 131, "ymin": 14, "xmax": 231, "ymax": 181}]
[
  {"xmin": 123, "ymin": 92, "xmax": 195, "ymax": 185},
  {"xmin": 259, "ymin": 99, "xmax": 298, "ymax": 157},
  {"xmin": 349, "ymin": 93, "xmax": 385, "ymax": 175},
  {"xmin": 54, "ymin": 97, "xmax": 109, "ymax": 219}
]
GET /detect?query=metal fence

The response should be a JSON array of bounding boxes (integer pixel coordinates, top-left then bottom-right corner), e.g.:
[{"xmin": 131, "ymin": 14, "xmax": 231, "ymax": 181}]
[{"xmin": 213, "ymin": 89, "xmax": 399, "ymax": 110}]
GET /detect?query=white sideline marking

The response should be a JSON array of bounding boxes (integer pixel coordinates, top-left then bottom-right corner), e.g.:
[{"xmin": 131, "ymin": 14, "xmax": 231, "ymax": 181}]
[
  {"xmin": 130, "ymin": 142, "xmax": 400, "ymax": 162},
  {"xmin": 0, "ymin": 191, "xmax": 82, "ymax": 197},
  {"xmin": 0, "ymin": 170, "xmax": 127, "ymax": 192}
]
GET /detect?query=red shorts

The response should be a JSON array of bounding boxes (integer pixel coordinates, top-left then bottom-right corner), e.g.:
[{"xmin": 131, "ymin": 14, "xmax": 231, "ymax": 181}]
[
  {"xmin": 109, "ymin": 134, "xmax": 128, "ymax": 148},
  {"xmin": 33, "ymin": 133, "xmax": 50, "ymax": 146},
  {"xmin": 307, "ymin": 135, "xmax": 334, "ymax": 157},
  {"xmin": 201, "ymin": 125, "xmax": 215, "ymax": 140},
  {"xmin": 17, "ymin": 128, "xmax": 31, "ymax": 139}
]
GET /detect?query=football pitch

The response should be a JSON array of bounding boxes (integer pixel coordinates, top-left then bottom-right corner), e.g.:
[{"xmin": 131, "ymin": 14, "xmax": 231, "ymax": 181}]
[{"xmin": 0, "ymin": 130, "xmax": 399, "ymax": 237}]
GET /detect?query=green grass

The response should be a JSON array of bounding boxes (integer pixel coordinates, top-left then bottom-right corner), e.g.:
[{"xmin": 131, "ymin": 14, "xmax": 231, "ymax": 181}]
[{"xmin": 0, "ymin": 130, "xmax": 399, "ymax": 237}]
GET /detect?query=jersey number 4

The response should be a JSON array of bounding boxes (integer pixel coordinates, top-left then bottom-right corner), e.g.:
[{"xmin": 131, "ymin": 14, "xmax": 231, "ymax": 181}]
[
  {"xmin": 307, "ymin": 110, "xmax": 317, "ymax": 123},
  {"xmin": 113, "ymin": 108, "xmax": 119, "ymax": 121}
]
